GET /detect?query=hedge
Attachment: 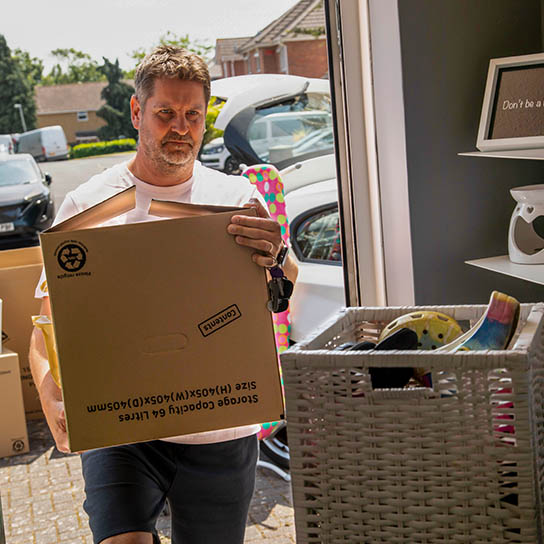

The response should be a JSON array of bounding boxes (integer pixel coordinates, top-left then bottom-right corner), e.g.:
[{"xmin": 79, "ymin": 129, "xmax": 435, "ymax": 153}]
[{"xmin": 71, "ymin": 138, "xmax": 137, "ymax": 159}]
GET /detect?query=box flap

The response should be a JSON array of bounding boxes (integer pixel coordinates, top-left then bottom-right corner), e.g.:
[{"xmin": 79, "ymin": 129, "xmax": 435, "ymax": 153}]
[
  {"xmin": 149, "ymin": 199, "xmax": 249, "ymax": 218},
  {"xmin": 0, "ymin": 246, "xmax": 42, "ymax": 269},
  {"xmin": 47, "ymin": 186, "xmax": 136, "ymax": 233}
]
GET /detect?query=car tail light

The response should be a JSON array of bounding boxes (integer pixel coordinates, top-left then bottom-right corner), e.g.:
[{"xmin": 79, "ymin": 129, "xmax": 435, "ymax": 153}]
[{"xmin": 42, "ymin": 145, "xmax": 46, "ymax": 157}]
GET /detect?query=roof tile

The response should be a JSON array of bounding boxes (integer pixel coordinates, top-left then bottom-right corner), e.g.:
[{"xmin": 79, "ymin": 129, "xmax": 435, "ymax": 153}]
[
  {"xmin": 238, "ymin": 0, "xmax": 325, "ymax": 53},
  {"xmin": 214, "ymin": 37, "xmax": 251, "ymax": 62}
]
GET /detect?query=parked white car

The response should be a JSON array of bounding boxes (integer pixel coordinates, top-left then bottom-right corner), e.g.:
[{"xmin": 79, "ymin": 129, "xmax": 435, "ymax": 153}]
[
  {"xmin": 211, "ymin": 74, "xmax": 345, "ymax": 343},
  {"xmin": 199, "ymin": 137, "xmax": 240, "ymax": 174},
  {"xmin": 281, "ymin": 157, "xmax": 345, "ymax": 342},
  {"xmin": 212, "ymin": 74, "xmax": 332, "ymax": 171},
  {"xmin": 247, "ymin": 110, "xmax": 331, "ymax": 162}
]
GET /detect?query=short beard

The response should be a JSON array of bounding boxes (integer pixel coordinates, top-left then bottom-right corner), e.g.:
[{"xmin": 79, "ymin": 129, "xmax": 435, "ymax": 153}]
[{"xmin": 140, "ymin": 132, "xmax": 199, "ymax": 176}]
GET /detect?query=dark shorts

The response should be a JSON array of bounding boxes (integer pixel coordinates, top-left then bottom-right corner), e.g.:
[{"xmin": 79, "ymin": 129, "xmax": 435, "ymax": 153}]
[{"xmin": 81, "ymin": 435, "xmax": 258, "ymax": 544}]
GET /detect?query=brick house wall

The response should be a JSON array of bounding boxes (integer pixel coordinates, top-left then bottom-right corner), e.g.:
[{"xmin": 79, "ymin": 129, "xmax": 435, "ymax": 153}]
[
  {"xmin": 242, "ymin": 40, "xmax": 327, "ymax": 77},
  {"xmin": 233, "ymin": 60, "xmax": 246, "ymax": 75},
  {"xmin": 222, "ymin": 60, "xmax": 247, "ymax": 77},
  {"xmin": 262, "ymin": 48, "xmax": 279, "ymax": 73},
  {"xmin": 248, "ymin": 50, "xmax": 261, "ymax": 73},
  {"xmin": 37, "ymin": 111, "xmax": 106, "ymax": 146},
  {"xmin": 286, "ymin": 39, "xmax": 328, "ymax": 78}
]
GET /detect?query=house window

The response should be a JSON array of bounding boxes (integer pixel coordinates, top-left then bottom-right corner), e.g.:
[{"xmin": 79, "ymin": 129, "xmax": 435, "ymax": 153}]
[
  {"xmin": 77, "ymin": 111, "xmax": 88, "ymax": 122},
  {"xmin": 254, "ymin": 51, "xmax": 261, "ymax": 73}
]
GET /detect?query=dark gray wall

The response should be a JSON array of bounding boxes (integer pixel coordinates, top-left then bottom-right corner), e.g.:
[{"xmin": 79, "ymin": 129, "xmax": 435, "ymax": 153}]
[{"xmin": 398, "ymin": 0, "xmax": 544, "ymax": 304}]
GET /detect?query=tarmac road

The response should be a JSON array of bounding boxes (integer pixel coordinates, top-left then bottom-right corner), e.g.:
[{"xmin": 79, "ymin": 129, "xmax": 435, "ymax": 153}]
[{"xmin": 40, "ymin": 152, "xmax": 136, "ymax": 209}]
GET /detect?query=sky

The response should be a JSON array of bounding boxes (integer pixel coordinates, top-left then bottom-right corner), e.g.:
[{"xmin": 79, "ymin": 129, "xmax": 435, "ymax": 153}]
[{"xmin": 3, "ymin": 0, "xmax": 301, "ymax": 71}]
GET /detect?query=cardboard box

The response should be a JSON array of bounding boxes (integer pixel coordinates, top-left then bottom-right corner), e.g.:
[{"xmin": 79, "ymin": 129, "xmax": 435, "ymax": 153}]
[
  {"xmin": 0, "ymin": 349, "xmax": 29, "ymax": 457},
  {"xmin": 40, "ymin": 187, "xmax": 284, "ymax": 452},
  {"xmin": 0, "ymin": 246, "xmax": 44, "ymax": 419}
]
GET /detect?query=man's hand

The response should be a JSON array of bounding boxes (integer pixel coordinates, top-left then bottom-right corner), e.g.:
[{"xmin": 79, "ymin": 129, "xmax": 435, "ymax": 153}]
[
  {"xmin": 39, "ymin": 370, "xmax": 70, "ymax": 453},
  {"xmin": 227, "ymin": 198, "xmax": 283, "ymax": 268},
  {"xmin": 227, "ymin": 198, "xmax": 298, "ymax": 285}
]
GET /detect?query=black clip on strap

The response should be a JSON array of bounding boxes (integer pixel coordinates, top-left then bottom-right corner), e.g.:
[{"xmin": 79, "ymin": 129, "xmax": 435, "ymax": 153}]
[{"xmin": 267, "ymin": 266, "xmax": 294, "ymax": 313}]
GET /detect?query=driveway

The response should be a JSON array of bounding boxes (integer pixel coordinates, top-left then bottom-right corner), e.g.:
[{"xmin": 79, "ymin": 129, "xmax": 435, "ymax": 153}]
[{"xmin": 0, "ymin": 420, "xmax": 295, "ymax": 543}]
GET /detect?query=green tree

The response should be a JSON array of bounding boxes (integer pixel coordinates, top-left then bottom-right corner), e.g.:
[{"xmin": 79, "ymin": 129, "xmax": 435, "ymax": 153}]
[
  {"xmin": 125, "ymin": 31, "xmax": 213, "ymax": 78},
  {"xmin": 204, "ymin": 98, "xmax": 224, "ymax": 146},
  {"xmin": 41, "ymin": 48, "xmax": 105, "ymax": 85},
  {"xmin": 0, "ymin": 35, "xmax": 36, "ymax": 133},
  {"xmin": 96, "ymin": 57, "xmax": 136, "ymax": 140},
  {"xmin": 12, "ymin": 48, "xmax": 43, "ymax": 88}
]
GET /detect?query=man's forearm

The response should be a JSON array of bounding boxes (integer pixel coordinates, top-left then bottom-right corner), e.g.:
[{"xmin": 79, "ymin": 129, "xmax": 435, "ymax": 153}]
[
  {"xmin": 29, "ymin": 328, "xmax": 61, "ymax": 403},
  {"xmin": 283, "ymin": 254, "xmax": 298, "ymax": 286},
  {"xmin": 29, "ymin": 326, "xmax": 69, "ymax": 451}
]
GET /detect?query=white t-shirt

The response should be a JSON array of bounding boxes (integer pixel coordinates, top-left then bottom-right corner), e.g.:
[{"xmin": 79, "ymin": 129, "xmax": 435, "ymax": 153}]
[{"xmin": 36, "ymin": 160, "xmax": 266, "ymax": 445}]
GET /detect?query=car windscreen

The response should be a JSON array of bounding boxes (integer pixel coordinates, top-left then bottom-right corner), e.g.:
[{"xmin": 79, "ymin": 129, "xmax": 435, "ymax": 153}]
[
  {"xmin": 247, "ymin": 93, "xmax": 333, "ymax": 164},
  {"xmin": 0, "ymin": 159, "xmax": 40, "ymax": 186}
]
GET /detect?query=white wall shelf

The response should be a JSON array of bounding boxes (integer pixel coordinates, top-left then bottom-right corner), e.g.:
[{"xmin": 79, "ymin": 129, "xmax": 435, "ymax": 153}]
[
  {"xmin": 459, "ymin": 149, "xmax": 544, "ymax": 160},
  {"xmin": 466, "ymin": 255, "xmax": 544, "ymax": 286},
  {"xmin": 461, "ymin": 149, "xmax": 544, "ymax": 285}
]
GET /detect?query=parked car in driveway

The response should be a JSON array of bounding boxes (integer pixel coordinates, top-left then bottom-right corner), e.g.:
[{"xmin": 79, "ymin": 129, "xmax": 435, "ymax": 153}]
[
  {"xmin": 212, "ymin": 74, "xmax": 345, "ymax": 342},
  {"xmin": 199, "ymin": 136, "xmax": 240, "ymax": 174},
  {"xmin": 283, "ymin": 167, "xmax": 344, "ymax": 342},
  {"xmin": 211, "ymin": 75, "xmax": 345, "ymax": 470},
  {"xmin": 212, "ymin": 74, "xmax": 332, "ymax": 171},
  {"xmin": 0, "ymin": 153, "xmax": 54, "ymax": 249}
]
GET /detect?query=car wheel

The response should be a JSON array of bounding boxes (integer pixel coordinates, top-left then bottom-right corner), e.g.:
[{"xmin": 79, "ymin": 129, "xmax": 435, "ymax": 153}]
[
  {"xmin": 259, "ymin": 424, "xmax": 289, "ymax": 469},
  {"xmin": 224, "ymin": 157, "xmax": 240, "ymax": 175}
]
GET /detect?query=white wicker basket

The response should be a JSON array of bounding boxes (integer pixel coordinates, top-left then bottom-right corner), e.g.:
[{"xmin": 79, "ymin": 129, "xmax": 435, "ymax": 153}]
[{"xmin": 281, "ymin": 303, "xmax": 544, "ymax": 543}]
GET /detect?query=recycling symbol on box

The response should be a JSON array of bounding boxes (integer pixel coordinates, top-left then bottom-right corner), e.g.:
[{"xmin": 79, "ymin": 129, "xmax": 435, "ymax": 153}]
[
  {"xmin": 57, "ymin": 243, "xmax": 87, "ymax": 272},
  {"xmin": 12, "ymin": 439, "xmax": 25, "ymax": 453}
]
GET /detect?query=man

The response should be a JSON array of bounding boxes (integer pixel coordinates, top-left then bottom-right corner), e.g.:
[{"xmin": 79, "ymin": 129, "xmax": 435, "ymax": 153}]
[{"xmin": 29, "ymin": 45, "xmax": 297, "ymax": 544}]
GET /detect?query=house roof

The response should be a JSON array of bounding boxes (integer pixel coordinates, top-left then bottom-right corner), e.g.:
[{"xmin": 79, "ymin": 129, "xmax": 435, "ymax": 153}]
[
  {"xmin": 36, "ymin": 81, "xmax": 107, "ymax": 115},
  {"xmin": 238, "ymin": 0, "xmax": 325, "ymax": 54},
  {"xmin": 214, "ymin": 37, "xmax": 251, "ymax": 63},
  {"xmin": 36, "ymin": 80, "xmax": 134, "ymax": 115}
]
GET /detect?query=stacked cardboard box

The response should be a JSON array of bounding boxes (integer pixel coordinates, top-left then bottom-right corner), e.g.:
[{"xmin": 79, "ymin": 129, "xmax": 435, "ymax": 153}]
[
  {"xmin": 0, "ymin": 247, "xmax": 43, "ymax": 419},
  {"xmin": 0, "ymin": 349, "xmax": 29, "ymax": 457}
]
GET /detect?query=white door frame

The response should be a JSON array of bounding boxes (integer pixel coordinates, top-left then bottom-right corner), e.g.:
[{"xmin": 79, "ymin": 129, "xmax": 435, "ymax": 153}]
[{"xmin": 325, "ymin": 0, "xmax": 415, "ymax": 306}]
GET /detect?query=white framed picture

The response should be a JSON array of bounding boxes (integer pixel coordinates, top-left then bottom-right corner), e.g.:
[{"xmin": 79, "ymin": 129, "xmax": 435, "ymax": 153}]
[{"xmin": 477, "ymin": 52, "xmax": 544, "ymax": 151}]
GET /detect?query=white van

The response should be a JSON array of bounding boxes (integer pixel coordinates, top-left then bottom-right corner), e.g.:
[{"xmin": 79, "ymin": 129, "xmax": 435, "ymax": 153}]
[{"xmin": 17, "ymin": 126, "xmax": 69, "ymax": 161}]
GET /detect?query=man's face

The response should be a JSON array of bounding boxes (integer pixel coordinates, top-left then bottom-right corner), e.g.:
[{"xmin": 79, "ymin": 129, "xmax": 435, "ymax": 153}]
[{"xmin": 131, "ymin": 78, "xmax": 207, "ymax": 176}]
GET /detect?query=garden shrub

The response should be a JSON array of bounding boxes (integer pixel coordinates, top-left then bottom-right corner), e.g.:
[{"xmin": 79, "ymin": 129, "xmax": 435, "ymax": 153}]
[{"xmin": 71, "ymin": 138, "xmax": 137, "ymax": 158}]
